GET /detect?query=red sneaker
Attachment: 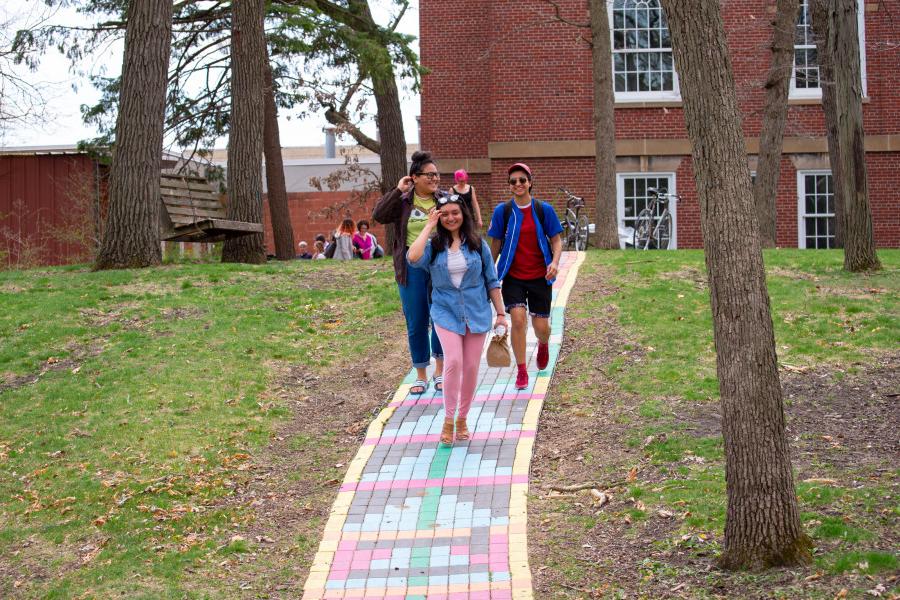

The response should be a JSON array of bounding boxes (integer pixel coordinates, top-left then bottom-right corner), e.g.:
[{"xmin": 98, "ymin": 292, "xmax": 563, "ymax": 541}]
[
  {"xmin": 536, "ymin": 342, "xmax": 549, "ymax": 371},
  {"xmin": 515, "ymin": 369, "xmax": 529, "ymax": 390}
]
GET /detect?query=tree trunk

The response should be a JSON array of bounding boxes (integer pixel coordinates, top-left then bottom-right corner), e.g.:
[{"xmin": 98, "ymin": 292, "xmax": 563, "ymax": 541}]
[
  {"xmin": 263, "ymin": 62, "xmax": 296, "ymax": 260},
  {"xmin": 589, "ymin": 0, "xmax": 620, "ymax": 249},
  {"xmin": 753, "ymin": 0, "xmax": 800, "ymax": 248},
  {"xmin": 222, "ymin": 0, "xmax": 267, "ymax": 264},
  {"xmin": 353, "ymin": 0, "xmax": 405, "ymax": 253},
  {"xmin": 94, "ymin": 0, "xmax": 172, "ymax": 270},
  {"xmin": 810, "ymin": 0, "xmax": 844, "ymax": 247},
  {"xmin": 659, "ymin": 0, "xmax": 812, "ymax": 570},
  {"xmin": 812, "ymin": 0, "xmax": 880, "ymax": 271}
]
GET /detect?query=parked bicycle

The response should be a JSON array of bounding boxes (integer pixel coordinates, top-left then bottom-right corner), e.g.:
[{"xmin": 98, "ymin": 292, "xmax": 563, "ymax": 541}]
[
  {"xmin": 632, "ymin": 187, "xmax": 678, "ymax": 250},
  {"xmin": 559, "ymin": 187, "xmax": 589, "ymax": 251}
]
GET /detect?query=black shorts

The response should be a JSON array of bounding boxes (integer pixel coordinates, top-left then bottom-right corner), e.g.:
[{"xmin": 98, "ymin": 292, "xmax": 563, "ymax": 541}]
[{"xmin": 502, "ymin": 276, "xmax": 552, "ymax": 318}]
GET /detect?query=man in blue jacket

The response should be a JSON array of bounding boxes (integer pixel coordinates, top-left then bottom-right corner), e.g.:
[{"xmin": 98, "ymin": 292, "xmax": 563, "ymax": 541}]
[{"xmin": 487, "ymin": 163, "xmax": 563, "ymax": 390}]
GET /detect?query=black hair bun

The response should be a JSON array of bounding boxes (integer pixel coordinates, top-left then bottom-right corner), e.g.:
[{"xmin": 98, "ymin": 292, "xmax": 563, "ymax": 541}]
[{"xmin": 410, "ymin": 150, "xmax": 432, "ymax": 163}]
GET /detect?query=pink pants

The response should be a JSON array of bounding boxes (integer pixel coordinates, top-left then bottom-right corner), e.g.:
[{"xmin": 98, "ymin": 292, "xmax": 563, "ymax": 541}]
[{"xmin": 435, "ymin": 325, "xmax": 487, "ymax": 421}]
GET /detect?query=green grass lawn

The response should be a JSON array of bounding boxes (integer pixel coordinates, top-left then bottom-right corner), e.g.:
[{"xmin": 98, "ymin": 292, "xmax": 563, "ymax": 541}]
[
  {"xmin": 0, "ymin": 258, "xmax": 400, "ymax": 598},
  {"xmin": 550, "ymin": 248, "xmax": 899, "ymax": 597},
  {"xmin": 2, "ymin": 249, "xmax": 897, "ymax": 598},
  {"xmin": 602, "ymin": 249, "xmax": 899, "ymax": 401}
]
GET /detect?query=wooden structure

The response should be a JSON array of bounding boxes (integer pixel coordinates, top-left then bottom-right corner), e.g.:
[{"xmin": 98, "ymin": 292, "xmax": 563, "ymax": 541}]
[{"xmin": 159, "ymin": 173, "xmax": 262, "ymax": 243}]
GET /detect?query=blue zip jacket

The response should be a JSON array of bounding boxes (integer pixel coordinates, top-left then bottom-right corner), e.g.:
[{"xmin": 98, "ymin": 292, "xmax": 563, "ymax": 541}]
[
  {"xmin": 408, "ymin": 239, "xmax": 501, "ymax": 335},
  {"xmin": 486, "ymin": 199, "xmax": 564, "ymax": 283}
]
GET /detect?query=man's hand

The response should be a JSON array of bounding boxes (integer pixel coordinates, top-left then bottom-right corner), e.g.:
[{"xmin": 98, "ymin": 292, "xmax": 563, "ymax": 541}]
[{"xmin": 545, "ymin": 261, "xmax": 559, "ymax": 281}]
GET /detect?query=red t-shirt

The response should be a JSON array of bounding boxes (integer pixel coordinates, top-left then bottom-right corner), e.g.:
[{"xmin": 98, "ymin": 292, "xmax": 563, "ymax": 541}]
[{"xmin": 508, "ymin": 206, "xmax": 547, "ymax": 280}]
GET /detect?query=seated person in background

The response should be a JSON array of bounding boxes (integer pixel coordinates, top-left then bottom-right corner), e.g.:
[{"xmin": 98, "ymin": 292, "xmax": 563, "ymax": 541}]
[
  {"xmin": 297, "ymin": 241, "xmax": 313, "ymax": 259},
  {"xmin": 312, "ymin": 240, "xmax": 327, "ymax": 259},
  {"xmin": 352, "ymin": 220, "xmax": 376, "ymax": 259},
  {"xmin": 333, "ymin": 219, "xmax": 355, "ymax": 260}
]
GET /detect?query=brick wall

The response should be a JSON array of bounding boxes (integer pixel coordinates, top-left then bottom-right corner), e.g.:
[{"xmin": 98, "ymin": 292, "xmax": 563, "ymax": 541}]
[
  {"xmin": 420, "ymin": 0, "xmax": 900, "ymax": 248},
  {"xmin": 261, "ymin": 191, "xmax": 386, "ymax": 256}
]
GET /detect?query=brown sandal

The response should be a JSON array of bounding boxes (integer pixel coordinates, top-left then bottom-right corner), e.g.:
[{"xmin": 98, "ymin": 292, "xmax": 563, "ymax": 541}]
[
  {"xmin": 440, "ymin": 420, "xmax": 455, "ymax": 445},
  {"xmin": 455, "ymin": 419, "xmax": 470, "ymax": 441}
]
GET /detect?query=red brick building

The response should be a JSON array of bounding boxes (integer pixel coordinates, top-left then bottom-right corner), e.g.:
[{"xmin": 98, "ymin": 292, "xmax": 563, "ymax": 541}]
[{"xmin": 419, "ymin": 0, "xmax": 900, "ymax": 248}]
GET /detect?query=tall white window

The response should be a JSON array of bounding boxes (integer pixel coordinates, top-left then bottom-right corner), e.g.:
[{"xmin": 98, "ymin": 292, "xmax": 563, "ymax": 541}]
[
  {"xmin": 793, "ymin": 0, "xmax": 820, "ymax": 93},
  {"xmin": 791, "ymin": 0, "xmax": 867, "ymax": 98},
  {"xmin": 617, "ymin": 173, "xmax": 677, "ymax": 248},
  {"xmin": 610, "ymin": 0, "xmax": 680, "ymax": 101},
  {"xmin": 797, "ymin": 171, "xmax": 835, "ymax": 249}
]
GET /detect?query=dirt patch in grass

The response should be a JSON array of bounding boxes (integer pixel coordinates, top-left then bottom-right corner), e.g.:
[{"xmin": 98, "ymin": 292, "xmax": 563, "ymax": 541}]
[
  {"xmin": 79, "ymin": 304, "xmax": 146, "ymax": 328},
  {"xmin": 160, "ymin": 306, "xmax": 206, "ymax": 320},
  {"xmin": 785, "ymin": 357, "xmax": 899, "ymax": 477},
  {"xmin": 0, "ymin": 341, "xmax": 105, "ymax": 394},
  {"xmin": 0, "ymin": 532, "xmax": 82, "ymax": 595},
  {"xmin": 529, "ymin": 263, "xmax": 899, "ymax": 599},
  {"xmin": 659, "ymin": 265, "xmax": 707, "ymax": 290},
  {"xmin": 182, "ymin": 318, "xmax": 410, "ymax": 596}
]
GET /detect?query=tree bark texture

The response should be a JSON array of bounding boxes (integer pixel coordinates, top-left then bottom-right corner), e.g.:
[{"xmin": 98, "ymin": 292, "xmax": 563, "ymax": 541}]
[
  {"xmin": 753, "ymin": 0, "xmax": 800, "ymax": 248},
  {"xmin": 812, "ymin": 0, "xmax": 880, "ymax": 271},
  {"xmin": 659, "ymin": 0, "xmax": 811, "ymax": 570},
  {"xmin": 810, "ymin": 0, "xmax": 844, "ymax": 246},
  {"xmin": 94, "ymin": 0, "xmax": 172, "ymax": 270},
  {"xmin": 352, "ymin": 0, "xmax": 405, "ymax": 253},
  {"xmin": 222, "ymin": 0, "xmax": 267, "ymax": 264},
  {"xmin": 263, "ymin": 62, "xmax": 296, "ymax": 260},
  {"xmin": 589, "ymin": 0, "xmax": 621, "ymax": 249}
]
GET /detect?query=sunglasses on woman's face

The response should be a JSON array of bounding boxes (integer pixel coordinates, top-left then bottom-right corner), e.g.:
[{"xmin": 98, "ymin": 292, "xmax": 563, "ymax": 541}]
[
  {"xmin": 416, "ymin": 172, "xmax": 440, "ymax": 180},
  {"xmin": 509, "ymin": 177, "xmax": 529, "ymax": 185},
  {"xmin": 436, "ymin": 195, "xmax": 462, "ymax": 206}
]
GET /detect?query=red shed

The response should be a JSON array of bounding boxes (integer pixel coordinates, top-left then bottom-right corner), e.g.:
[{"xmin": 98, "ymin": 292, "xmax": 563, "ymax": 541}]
[{"xmin": 0, "ymin": 146, "xmax": 106, "ymax": 267}]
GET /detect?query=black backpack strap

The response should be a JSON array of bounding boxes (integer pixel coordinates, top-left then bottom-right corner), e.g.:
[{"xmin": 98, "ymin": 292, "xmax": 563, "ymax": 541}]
[{"xmin": 502, "ymin": 199, "xmax": 546, "ymax": 239}]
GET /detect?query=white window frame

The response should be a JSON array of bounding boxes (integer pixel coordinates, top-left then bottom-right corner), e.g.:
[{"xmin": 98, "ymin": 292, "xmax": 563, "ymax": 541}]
[
  {"xmin": 617, "ymin": 172, "xmax": 678, "ymax": 249},
  {"xmin": 790, "ymin": 0, "xmax": 867, "ymax": 99},
  {"xmin": 608, "ymin": 0, "xmax": 681, "ymax": 103},
  {"xmin": 796, "ymin": 170, "xmax": 835, "ymax": 249}
]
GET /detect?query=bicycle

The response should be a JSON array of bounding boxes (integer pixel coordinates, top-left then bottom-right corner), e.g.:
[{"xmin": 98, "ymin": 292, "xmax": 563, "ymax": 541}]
[
  {"xmin": 558, "ymin": 187, "xmax": 589, "ymax": 251},
  {"xmin": 632, "ymin": 187, "xmax": 678, "ymax": 250}
]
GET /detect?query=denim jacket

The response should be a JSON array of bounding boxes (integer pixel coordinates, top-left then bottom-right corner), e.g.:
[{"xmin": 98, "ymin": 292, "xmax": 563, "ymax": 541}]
[{"xmin": 408, "ymin": 239, "xmax": 501, "ymax": 335}]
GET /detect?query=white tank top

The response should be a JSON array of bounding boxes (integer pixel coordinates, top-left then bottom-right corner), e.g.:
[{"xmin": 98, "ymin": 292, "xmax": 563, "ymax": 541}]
[{"xmin": 447, "ymin": 248, "xmax": 467, "ymax": 288}]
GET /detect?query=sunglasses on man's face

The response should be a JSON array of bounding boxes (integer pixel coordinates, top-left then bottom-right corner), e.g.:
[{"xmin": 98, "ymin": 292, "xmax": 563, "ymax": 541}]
[
  {"xmin": 416, "ymin": 172, "xmax": 440, "ymax": 180},
  {"xmin": 509, "ymin": 177, "xmax": 529, "ymax": 185}
]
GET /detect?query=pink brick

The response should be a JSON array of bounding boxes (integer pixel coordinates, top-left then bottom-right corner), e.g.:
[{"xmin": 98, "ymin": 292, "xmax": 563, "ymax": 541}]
[{"xmin": 450, "ymin": 545, "xmax": 469, "ymax": 555}]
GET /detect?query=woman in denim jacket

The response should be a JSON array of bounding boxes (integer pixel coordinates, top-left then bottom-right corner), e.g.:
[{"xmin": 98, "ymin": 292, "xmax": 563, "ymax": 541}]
[{"xmin": 407, "ymin": 197, "xmax": 506, "ymax": 445}]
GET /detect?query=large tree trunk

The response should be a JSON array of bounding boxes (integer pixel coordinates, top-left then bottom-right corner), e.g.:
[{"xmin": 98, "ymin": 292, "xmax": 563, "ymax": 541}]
[
  {"xmin": 589, "ymin": 0, "xmax": 620, "ymax": 249},
  {"xmin": 353, "ymin": 0, "xmax": 405, "ymax": 253},
  {"xmin": 812, "ymin": 0, "xmax": 880, "ymax": 271},
  {"xmin": 753, "ymin": 0, "xmax": 800, "ymax": 248},
  {"xmin": 94, "ymin": 0, "xmax": 172, "ymax": 270},
  {"xmin": 810, "ymin": 0, "xmax": 844, "ymax": 247},
  {"xmin": 659, "ymin": 0, "xmax": 812, "ymax": 570},
  {"xmin": 222, "ymin": 0, "xmax": 267, "ymax": 264},
  {"xmin": 263, "ymin": 62, "xmax": 296, "ymax": 260}
]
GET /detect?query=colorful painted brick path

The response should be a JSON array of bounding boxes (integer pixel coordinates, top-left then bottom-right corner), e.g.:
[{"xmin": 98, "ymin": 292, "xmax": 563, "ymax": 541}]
[{"xmin": 302, "ymin": 251, "xmax": 585, "ymax": 600}]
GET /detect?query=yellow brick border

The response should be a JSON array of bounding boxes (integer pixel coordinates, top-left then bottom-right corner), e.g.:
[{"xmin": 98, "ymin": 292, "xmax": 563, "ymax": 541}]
[
  {"xmin": 302, "ymin": 383, "xmax": 408, "ymax": 594},
  {"xmin": 507, "ymin": 251, "xmax": 585, "ymax": 600}
]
